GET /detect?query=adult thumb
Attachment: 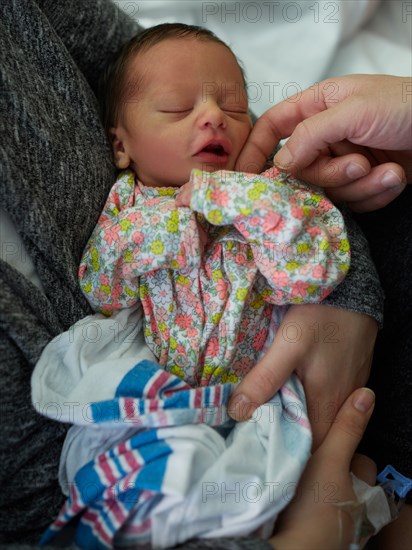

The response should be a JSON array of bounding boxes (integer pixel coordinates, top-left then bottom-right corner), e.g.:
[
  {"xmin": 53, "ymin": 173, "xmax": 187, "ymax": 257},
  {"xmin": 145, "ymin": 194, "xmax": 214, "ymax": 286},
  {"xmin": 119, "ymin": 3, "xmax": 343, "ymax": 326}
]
[{"xmin": 319, "ymin": 388, "xmax": 375, "ymax": 466}]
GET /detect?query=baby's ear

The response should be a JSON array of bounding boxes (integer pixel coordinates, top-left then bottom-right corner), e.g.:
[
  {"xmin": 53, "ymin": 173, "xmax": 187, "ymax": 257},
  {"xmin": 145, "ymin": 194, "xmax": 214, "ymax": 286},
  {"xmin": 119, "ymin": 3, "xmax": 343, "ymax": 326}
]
[{"xmin": 109, "ymin": 127, "xmax": 131, "ymax": 169}]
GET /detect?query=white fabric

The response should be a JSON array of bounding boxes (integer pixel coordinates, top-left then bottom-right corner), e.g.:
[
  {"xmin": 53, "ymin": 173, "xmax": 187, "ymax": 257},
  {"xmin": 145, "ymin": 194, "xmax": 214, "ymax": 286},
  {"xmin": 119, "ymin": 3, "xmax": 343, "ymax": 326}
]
[
  {"xmin": 33, "ymin": 307, "xmax": 392, "ymax": 547},
  {"xmin": 32, "ymin": 307, "xmax": 312, "ymax": 546},
  {"xmin": 125, "ymin": 0, "xmax": 412, "ymax": 115},
  {"xmin": 351, "ymin": 473, "xmax": 393, "ymax": 535},
  {"xmin": 58, "ymin": 399, "xmax": 310, "ymax": 545},
  {"xmin": 31, "ymin": 306, "xmax": 156, "ymax": 423}
]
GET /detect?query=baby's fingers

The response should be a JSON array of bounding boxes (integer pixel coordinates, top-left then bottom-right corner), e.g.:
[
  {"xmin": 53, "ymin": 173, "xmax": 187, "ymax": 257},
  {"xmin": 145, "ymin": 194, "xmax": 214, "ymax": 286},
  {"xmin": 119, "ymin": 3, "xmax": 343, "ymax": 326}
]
[{"xmin": 175, "ymin": 181, "xmax": 193, "ymax": 207}]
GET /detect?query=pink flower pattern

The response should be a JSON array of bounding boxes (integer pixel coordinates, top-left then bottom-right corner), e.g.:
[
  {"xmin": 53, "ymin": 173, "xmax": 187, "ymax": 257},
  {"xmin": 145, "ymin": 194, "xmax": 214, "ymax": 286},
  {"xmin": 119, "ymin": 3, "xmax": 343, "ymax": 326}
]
[
  {"xmin": 79, "ymin": 169, "xmax": 350, "ymax": 386},
  {"xmin": 210, "ymin": 188, "xmax": 229, "ymax": 207}
]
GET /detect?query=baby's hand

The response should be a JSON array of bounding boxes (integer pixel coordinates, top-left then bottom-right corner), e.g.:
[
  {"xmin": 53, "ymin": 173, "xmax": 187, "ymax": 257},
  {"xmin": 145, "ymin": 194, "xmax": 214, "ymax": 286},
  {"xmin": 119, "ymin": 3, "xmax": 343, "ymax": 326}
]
[
  {"xmin": 175, "ymin": 181, "xmax": 193, "ymax": 207},
  {"xmin": 175, "ymin": 181, "xmax": 209, "ymax": 252}
]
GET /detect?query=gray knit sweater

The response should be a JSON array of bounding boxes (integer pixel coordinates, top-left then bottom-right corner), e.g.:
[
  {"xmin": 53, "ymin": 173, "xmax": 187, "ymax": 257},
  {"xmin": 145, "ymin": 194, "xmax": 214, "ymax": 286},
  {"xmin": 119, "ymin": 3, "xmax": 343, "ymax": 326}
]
[{"xmin": 0, "ymin": 0, "xmax": 383, "ymax": 546}]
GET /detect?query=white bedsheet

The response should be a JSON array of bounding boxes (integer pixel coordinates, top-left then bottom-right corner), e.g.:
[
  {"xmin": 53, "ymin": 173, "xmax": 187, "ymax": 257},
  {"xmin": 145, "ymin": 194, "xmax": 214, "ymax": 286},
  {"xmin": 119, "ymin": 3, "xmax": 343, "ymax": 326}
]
[{"xmin": 120, "ymin": 0, "xmax": 412, "ymax": 114}]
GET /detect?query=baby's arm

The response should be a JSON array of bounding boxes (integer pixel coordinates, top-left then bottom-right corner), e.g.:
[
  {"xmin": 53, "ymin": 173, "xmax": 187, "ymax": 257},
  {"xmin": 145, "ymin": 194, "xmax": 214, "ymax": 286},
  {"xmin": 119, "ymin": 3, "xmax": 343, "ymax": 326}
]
[
  {"xmin": 189, "ymin": 169, "xmax": 350, "ymax": 304},
  {"xmin": 79, "ymin": 171, "xmax": 203, "ymax": 313},
  {"xmin": 180, "ymin": 168, "xmax": 382, "ymax": 322}
]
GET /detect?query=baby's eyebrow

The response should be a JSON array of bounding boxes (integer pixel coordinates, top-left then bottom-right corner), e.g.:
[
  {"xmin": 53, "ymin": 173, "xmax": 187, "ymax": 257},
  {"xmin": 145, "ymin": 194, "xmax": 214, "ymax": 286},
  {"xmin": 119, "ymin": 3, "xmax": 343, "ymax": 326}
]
[
  {"xmin": 202, "ymin": 81, "xmax": 248, "ymax": 102},
  {"xmin": 121, "ymin": 74, "xmax": 145, "ymax": 101}
]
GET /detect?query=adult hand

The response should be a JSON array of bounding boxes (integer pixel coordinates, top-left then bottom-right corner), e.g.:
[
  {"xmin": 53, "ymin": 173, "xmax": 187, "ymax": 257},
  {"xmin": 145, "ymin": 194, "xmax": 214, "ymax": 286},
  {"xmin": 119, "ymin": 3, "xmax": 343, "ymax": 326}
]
[
  {"xmin": 236, "ymin": 75, "xmax": 412, "ymax": 212},
  {"xmin": 228, "ymin": 305, "xmax": 377, "ymax": 450},
  {"xmin": 270, "ymin": 387, "xmax": 377, "ymax": 549}
]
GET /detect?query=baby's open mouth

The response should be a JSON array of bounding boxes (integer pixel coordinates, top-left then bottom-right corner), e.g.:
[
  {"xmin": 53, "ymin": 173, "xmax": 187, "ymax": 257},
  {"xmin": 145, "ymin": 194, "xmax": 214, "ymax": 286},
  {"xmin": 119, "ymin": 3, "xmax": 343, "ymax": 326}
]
[{"xmin": 201, "ymin": 144, "xmax": 226, "ymax": 156}]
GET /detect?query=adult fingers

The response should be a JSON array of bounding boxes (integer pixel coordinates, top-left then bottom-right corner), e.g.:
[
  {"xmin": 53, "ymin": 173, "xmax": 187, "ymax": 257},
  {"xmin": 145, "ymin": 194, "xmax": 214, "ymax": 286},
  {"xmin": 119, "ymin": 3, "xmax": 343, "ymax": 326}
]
[
  {"xmin": 227, "ymin": 335, "xmax": 299, "ymax": 421},
  {"xmin": 236, "ymin": 82, "xmax": 342, "ymax": 173},
  {"xmin": 282, "ymin": 152, "xmax": 372, "ymax": 188},
  {"xmin": 351, "ymin": 454, "xmax": 377, "ymax": 486},
  {"xmin": 281, "ymin": 138, "xmax": 379, "ymax": 187},
  {"xmin": 273, "ymin": 101, "xmax": 363, "ymax": 171},
  {"xmin": 326, "ymin": 164, "xmax": 407, "ymax": 210},
  {"xmin": 318, "ymin": 388, "xmax": 375, "ymax": 468},
  {"xmin": 235, "ymin": 114, "xmax": 284, "ymax": 173},
  {"xmin": 346, "ymin": 187, "xmax": 406, "ymax": 212}
]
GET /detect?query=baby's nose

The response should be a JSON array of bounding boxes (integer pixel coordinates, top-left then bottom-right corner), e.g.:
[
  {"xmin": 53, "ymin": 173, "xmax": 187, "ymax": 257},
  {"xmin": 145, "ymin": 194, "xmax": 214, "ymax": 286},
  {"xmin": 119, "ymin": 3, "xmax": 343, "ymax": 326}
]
[{"xmin": 198, "ymin": 102, "xmax": 226, "ymax": 129}]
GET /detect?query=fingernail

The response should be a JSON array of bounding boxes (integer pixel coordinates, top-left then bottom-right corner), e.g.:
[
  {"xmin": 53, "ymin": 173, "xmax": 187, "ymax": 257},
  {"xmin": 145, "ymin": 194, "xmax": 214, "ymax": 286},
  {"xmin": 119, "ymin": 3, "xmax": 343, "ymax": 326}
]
[
  {"xmin": 346, "ymin": 162, "xmax": 368, "ymax": 179},
  {"xmin": 353, "ymin": 388, "xmax": 375, "ymax": 413},
  {"xmin": 381, "ymin": 170, "xmax": 403, "ymax": 190},
  {"xmin": 273, "ymin": 145, "xmax": 293, "ymax": 170},
  {"xmin": 228, "ymin": 394, "xmax": 257, "ymax": 419}
]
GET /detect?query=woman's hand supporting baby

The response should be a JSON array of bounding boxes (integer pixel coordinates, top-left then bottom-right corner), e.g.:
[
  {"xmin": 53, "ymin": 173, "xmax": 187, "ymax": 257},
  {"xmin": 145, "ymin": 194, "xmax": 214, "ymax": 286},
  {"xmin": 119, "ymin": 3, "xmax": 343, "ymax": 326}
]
[{"xmin": 228, "ymin": 305, "xmax": 377, "ymax": 450}]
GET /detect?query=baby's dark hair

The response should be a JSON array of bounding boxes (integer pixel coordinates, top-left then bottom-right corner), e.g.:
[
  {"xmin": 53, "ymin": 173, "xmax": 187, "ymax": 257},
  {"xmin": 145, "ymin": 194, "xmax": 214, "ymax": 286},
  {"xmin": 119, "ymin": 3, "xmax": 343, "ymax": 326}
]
[{"xmin": 99, "ymin": 23, "xmax": 246, "ymax": 134}]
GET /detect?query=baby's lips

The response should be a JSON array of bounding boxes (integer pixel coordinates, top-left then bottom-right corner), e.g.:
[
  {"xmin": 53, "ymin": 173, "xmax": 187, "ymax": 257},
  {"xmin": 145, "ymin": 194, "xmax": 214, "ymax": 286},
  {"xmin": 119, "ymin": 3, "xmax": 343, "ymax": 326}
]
[{"xmin": 194, "ymin": 135, "xmax": 232, "ymax": 156}]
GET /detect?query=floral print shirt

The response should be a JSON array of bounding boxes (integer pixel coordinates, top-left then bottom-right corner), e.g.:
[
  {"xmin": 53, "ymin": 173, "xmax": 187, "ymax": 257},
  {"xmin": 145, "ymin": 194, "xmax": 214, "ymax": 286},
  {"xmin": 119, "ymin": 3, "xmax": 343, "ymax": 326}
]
[{"xmin": 79, "ymin": 167, "xmax": 350, "ymax": 386}]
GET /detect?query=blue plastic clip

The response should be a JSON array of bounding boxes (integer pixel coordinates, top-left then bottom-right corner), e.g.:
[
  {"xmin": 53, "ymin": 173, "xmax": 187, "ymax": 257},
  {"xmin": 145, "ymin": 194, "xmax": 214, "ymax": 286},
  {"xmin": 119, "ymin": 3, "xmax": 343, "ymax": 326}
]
[{"xmin": 377, "ymin": 465, "xmax": 412, "ymax": 499}]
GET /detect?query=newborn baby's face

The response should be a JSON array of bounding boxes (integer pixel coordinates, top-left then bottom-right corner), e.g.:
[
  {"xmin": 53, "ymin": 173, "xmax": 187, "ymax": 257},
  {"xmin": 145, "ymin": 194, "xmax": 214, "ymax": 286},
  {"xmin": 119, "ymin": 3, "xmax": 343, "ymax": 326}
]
[{"xmin": 114, "ymin": 37, "xmax": 252, "ymax": 187}]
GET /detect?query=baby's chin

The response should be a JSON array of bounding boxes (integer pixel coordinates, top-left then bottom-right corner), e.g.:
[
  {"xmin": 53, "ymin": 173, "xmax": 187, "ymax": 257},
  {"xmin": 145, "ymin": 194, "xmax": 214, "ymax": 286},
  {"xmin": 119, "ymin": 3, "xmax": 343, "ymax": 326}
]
[
  {"xmin": 193, "ymin": 161, "xmax": 237, "ymax": 174},
  {"xmin": 138, "ymin": 162, "xmax": 238, "ymax": 188}
]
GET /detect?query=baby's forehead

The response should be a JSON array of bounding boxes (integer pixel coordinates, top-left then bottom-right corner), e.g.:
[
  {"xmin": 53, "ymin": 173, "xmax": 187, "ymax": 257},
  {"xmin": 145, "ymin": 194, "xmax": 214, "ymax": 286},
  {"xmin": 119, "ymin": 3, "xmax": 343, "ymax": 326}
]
[
  {"xmin": 124, "ymin": 38, "xmax": 245, "ymax": 93},
  {"xmin": 129, "ymin": 37, "xmax": 240, "ymax": 72}
]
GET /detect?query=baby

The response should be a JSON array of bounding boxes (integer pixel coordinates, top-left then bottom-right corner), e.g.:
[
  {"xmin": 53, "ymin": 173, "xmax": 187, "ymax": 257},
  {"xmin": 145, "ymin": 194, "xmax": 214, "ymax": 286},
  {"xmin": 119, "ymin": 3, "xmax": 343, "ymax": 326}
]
[
  {"xmin": 37, "ymin": 23, "xmax": 351, "ymax": 549},
  {"xmin": 79, "ymin": 22, "xmax": 350, "ymax": 387}
]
